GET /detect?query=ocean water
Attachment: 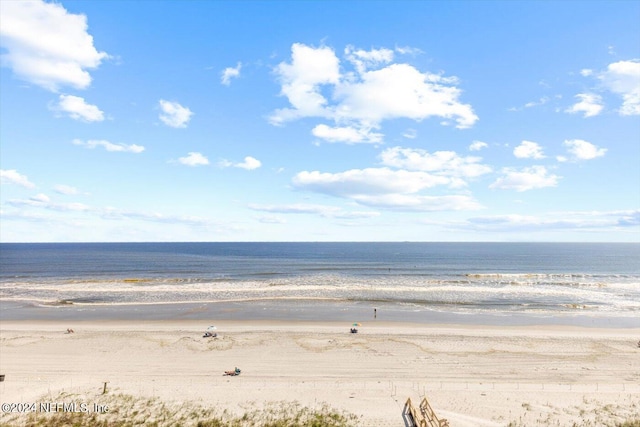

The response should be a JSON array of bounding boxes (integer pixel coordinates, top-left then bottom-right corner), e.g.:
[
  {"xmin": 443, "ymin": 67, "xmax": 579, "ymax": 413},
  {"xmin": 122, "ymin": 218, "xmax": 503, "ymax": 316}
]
[{"xmin": 1, "ymin": 242, "xmax": 639, "ymax": 326}]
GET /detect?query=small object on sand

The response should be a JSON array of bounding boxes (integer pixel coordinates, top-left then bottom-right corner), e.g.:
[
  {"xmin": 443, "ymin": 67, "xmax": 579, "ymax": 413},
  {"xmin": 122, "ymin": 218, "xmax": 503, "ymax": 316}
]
[
  {"xmin": 224, "ymin": 367, "xmax": 241, "ymax": 376},
  {"xmin": 65, "ymin": 328, "xmax": 74, "ymax": 334},
  {"xmin": 204, "ymin": 326, "xmax": 217, "ymax": 338}
]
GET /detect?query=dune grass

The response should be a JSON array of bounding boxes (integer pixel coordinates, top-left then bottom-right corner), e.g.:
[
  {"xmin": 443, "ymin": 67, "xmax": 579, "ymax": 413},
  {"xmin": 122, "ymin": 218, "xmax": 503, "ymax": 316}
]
[{"xmin": 0, "ymin": 392, "xmax": 359, "ymax": 427}]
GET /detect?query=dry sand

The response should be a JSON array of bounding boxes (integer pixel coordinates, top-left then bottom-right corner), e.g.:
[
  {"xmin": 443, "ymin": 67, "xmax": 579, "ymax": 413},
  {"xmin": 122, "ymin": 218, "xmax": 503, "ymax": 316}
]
[{"xmin": 1, "ymin": 320, "xmax": 639, "ymax": 426}]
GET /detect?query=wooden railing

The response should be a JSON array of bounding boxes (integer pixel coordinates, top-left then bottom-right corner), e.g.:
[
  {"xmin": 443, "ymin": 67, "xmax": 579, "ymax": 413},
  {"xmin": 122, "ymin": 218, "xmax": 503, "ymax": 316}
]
[
  {"xmin": 405, "ymin": 397, "xmax": 427, "ymax": 427},
  {"xmin": 404, "ymin": 397, "xmax": 449, "ymax": 427}
]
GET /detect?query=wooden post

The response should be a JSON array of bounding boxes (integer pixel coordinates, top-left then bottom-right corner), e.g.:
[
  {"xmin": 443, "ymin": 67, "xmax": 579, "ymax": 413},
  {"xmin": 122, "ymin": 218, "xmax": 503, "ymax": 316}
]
[{"xmin": 102, "ymin": 381, "xmax": 108, "ymax": 394}]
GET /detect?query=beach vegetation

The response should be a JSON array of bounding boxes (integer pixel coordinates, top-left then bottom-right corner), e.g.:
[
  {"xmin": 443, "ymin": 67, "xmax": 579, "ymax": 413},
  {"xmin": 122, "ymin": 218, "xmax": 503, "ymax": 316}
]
[{"xmin": 0, "ymin": 393, "xmax": 358, "ymax": 427}]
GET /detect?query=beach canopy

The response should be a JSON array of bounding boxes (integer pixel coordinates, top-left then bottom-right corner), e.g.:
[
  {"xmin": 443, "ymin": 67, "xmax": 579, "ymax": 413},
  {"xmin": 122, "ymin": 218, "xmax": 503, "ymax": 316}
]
[
  {"xmin": 206, "ymin": 326, "xmax": 217, "ymax": 332},
  {"xmin": 352, "ymin": 322, "xmax": 361, "ymax": 327}
]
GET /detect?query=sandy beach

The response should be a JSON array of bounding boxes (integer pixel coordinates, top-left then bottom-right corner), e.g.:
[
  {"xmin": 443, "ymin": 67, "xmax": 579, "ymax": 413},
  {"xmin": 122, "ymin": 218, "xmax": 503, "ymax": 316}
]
[{"xmin": 1, "ymin": 320, "xmax": 639, "ymax": 426}]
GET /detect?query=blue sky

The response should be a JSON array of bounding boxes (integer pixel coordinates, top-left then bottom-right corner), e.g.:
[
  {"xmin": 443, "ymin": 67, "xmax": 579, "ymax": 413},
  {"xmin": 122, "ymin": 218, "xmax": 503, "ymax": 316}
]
[{"xmin": 1, "ymin": 0, "xmax": 639, "ymax": 242}]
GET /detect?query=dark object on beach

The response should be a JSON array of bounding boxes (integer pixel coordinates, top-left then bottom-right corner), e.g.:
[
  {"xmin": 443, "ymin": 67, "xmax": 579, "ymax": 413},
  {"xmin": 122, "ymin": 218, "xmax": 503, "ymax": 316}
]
[
  {"xmin": 0, "ymin": 374, "xmax": 5, "ymax": 382},
  {"xmin": 203, "ymin": 331, "xmax": 217, "ymax": 338},
  {"xmin": 351, "ymin": 322, "xmax": 361, "ymax": 333},
  {"xmin": 224, "ymin": 367, "xmax": 241, "ymax": 376},
  {"xmin": 637, "ymin": 340, "xmax": 640, "ymax": 348}
]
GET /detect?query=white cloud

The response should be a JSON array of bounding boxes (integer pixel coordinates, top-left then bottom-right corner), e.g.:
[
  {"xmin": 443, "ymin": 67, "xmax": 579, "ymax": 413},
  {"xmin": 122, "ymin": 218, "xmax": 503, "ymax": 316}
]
[
  {"xmin": 333, "ymin": 62, "xmax": 477, "ymax": 128},
  {"xmin": 249, "ymin": 203, "xmax": 339, "ymax": 216},
  {"xmin": 509, "ymin": 96, "xmax": 549, "ymax": 112},
  {"xmin": 53, "ymin": 94, "xmax": 104, "ymax": 122},
  {"xmin": 580, "ymin": 69, "xmax": 594, "ymax": 77},
  {"xmin": 513, "ymin": 140, "xmax": 545, "ymax": 159},
  {"xmin": 490, "ymin": 166, "xmax": 559, "ymax": 192},
  {"xmin": 178, "ymin": 152, "xmax": 209, "ymax": 166},
  {"xmin": 617, "ymin": 210, "xmax": 640, "ymax": 227},
  {"xmin": 6, "ymin": 197, "xmax": 223, "ymax": 229},
  {"xmin": 290, "ymin": 144, "xmax": 491, "ymax": 211},
  {"xmin": 0, "ymin": 0, "xmax": 108, "ymax": 91},
  {"xmin": 453, "ymin": 210, "xmax": 640, "ymax": 232},
  {"xmin": 561, "ymin": 139, "xmax": 607, "ymax": 161},
  {"xmin": 219, "ymin": 156, "xmax": 261, "ymax": 170},
  {"xmin": 349, "ymin": 194, "xmax": 483, "ymax": 211},
  {"xmin": 344, "ymin": 45, "xmax": 394, "ymax": 73},
  {"xmin": 248, "ymin": 203, "xmax": 379, "ymax": 219},
  {"xmin": 311, "ymin": 124, "xmax": 383, "ymax": 144},
  {"xmin": 395, "ymin": 46, "xmax": 423, "ymax": 56},
  {"xmin": 1, "ymin": 169, "xmax": 36, "ymax": 188},
  {"xmin": 524, "ymin": 96, "xmax": 549, "ymax": 108},
  {"xmin": 72, "ymin": 139, "xmax": 144, "ymax": 153},
  {"xmin": 53, "ymin": 184, "xmax": 79, "ymax": 195},
  {"xmin": 254, "ymin": 215, "xmax": 287, "ymax": 224},
  {"xmin": 158, "ymin": 100, "xmax": 193, "ymax": 128},
  {"xmin": 402, "ymin": 128, "xmax": 417, "ymax": 139},
  {"xmin": 599, "ymin": 60, "xmax": 640, "ymax": 115},
  {"xmin": 379, "ymin": 146, "xmax": 492, "ymax": 181},
  {"xmin": 469, "ymin": 141, "xmax": 488, "ymax": 151},
  {"xmin": 221, "ymin": 62, "xmax": 241, "ymax": 85},
  {"xmin": 292, "ymin": 167, "xmax": 483, "ymax": 211},
  {"xmin": 293, "ymin": 168, "xmax": 449, "ymax": 196},
  {"xmin": 8, "ymin": 195, "xmax": 90, "ymax": 211},
  {"xmin": 236, "ymin": 156, "xmax": 261, "ymax": 170},
  {"xmin": 270, "ymin": 43, "xmax": 341, "ymax": 124},
  {"xmin": 565, "ymin": 93, "xmax": 603, "ymax": 118},
  {"xmin": 30, "ymin": 193, "xmax": 50, "ymax": 203},
  {"xmin": 270, "ymin": 43, "xmax": 477, "ymax": 144}
]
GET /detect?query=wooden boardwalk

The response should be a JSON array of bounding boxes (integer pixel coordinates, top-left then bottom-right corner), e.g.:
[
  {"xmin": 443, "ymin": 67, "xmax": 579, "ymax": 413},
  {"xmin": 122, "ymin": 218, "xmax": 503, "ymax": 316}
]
[{"xmin": 404, "ymin": 397, "xmax": 450, "ymax": 427}]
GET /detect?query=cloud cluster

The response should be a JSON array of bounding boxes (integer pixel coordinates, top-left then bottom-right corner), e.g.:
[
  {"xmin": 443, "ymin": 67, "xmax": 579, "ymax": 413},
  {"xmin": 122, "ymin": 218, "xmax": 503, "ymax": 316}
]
[
  {"xmin": 0, "ymin": 0, "xmax": 108, "ymax": 91},
  {"xmin": 178, "ymin": 152, "xmax": 209, "ymax": 166},
  {"xmin": 6, "ymin": 194, "xmax": 221, "ymax": 229},
  {"xmin": 72, "ymin": 139, "xmax": 144, "ymax": 153},
  {"xmin": 454, "ymin": 210, "xmax": 639, "ymax": 233},
  {"xmin": 53, "ymin": 94, "xmax": 105, "ymax": 122},
  {"xmin": 513, "ymin": 141, "xmax": 545, "ymax": 159},
  {"xmin": 469, "ymin": 141, "xmax": 488, "ymax": 151},
  {"xmin": 54, "ymin": 184, "xmax": 81, "ymax": 196},
  {"xmin": 599, "ymin": 60, "xmax": 640, "ymax": 116},
  {"xmin": 509, "ymin": 96, "xmax": 550, "ymax": 112},
  {"xmin": 0, "ymin": 169, "xmax": 36, "ymax": 189},
  {"xmin": 8, "ymin": 193, "xmax": 89, "ymax": 212},
  {"xmin": 565, "ymin": 93, "xmax": 603, "ymax": 118},
  {"xmin": 270, "ymin": 43, "xmax": 477, "ymax": 144},
  {"xmin": 490, "ymin": 166, "xmax": 560, "ymax": 192},
  {"xmin": 292, "ymin": 146, "xmax": 489, "ymax": 211},
  {"xmin": 379, "ymin": 146, "xmax": 492, "ymax": 184},
  {"xmin": 557, "ymin": 139, "xmax": 607, "ymax": 162},
  {"xmin": 248, "ymin": 203, "xmax": 380, "ymax": 219},
  {"xmin": 221, "ymin": 62, "xmax": 242, "ymax": 85},
  {"xmin": 158, "ymin": 100, "xmax": 193, "ymax": 128},
  {"xmin": 570, "ymin": 59, "xmax": 640, "ymax": 117},
  {"xmin": 219, "ymin": 156, "xmax": 262, "ymax": 170}
]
